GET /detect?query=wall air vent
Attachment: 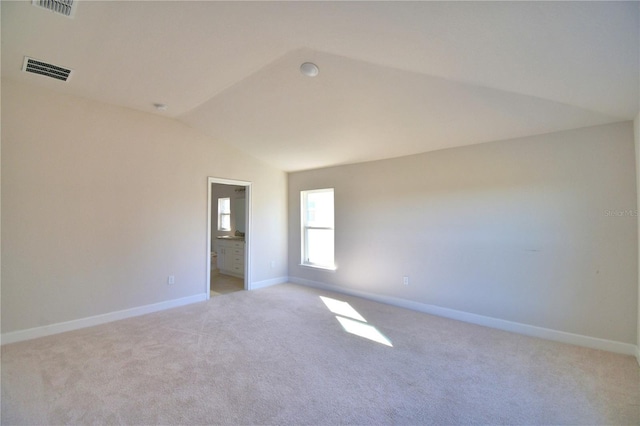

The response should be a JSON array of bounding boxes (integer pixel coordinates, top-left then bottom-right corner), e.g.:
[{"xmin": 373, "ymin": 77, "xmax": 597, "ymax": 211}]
[
  {"xmin": 22, "ymin": 57, "xmax": 73, "ymax": 82},
  {"xmin": 32, "ymin": 0, "xmax": 77, "ymax": 18}
]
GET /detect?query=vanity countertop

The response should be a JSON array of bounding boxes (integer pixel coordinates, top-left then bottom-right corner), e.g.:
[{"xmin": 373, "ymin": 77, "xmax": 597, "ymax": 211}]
[{"xmin": 216, "ymin": 236, "xmax": 245, "ymax": 241}]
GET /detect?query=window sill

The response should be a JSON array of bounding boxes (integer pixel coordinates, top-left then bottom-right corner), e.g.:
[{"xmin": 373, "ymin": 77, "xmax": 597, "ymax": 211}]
[{"xmin": 299, "ymin": 263, "xmax": 337, "ymax": 272}]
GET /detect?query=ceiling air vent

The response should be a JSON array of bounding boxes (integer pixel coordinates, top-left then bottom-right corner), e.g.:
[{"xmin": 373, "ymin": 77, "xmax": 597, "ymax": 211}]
[
  {"xmin": 32, "ymin": 0, "xmax": 77, "ymax": 18},
  {"xmin": 22, "ymin": 57, "xmax": 73, "ymax": 82}
]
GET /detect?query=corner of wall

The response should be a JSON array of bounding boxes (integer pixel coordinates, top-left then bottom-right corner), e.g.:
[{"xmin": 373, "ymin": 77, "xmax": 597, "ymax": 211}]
[{"xmin": 635, "ymin": 112, "xmax": 640, "ymax": 363}]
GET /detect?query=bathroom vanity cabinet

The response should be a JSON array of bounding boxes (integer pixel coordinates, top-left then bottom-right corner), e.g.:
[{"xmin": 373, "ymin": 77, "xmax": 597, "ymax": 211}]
[{"xmin": 215, "ymin": 238, "xmax": 245, "ymax": 278}]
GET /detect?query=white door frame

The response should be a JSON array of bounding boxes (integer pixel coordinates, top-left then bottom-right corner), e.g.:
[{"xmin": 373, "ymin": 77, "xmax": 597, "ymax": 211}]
[{"xmin": 207, "ymin": 177, "xmax": 252, "ymax": 299}]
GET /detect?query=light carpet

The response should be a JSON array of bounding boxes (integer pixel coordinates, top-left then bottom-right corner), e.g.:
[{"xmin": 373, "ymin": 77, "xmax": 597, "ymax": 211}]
[{"xmin": 2, "ymin": 283, "xmax": 638, "ymax": 425}]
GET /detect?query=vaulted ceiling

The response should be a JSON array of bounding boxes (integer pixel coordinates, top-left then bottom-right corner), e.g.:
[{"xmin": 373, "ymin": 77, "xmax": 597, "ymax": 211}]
[{"xmin": 2, "ymin": 1, "xmax": 639, "ymax": 171}]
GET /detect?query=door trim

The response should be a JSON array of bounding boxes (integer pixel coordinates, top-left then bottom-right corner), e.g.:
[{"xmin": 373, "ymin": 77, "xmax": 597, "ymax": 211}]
[{"xmin": 207, "ymin": 177, "xmax": 252, "ymax": 299}]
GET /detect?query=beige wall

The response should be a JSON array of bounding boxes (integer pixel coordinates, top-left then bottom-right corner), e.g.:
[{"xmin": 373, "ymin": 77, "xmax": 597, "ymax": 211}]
[
  {"xmin": 635, "ymin": 112, "xmax": 640, "ymax": 352},
  {"xmin": 289, "ymin": 121, "xmax": 638, "ymax": 344},
  {"xmin": 1, "ymin": 79, "xmax": 288, "ymax": 334}
]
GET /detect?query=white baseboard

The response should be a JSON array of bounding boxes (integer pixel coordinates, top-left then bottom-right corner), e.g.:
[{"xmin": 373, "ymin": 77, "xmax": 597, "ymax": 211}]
[
  {"xmin": 290, "ymin": 277, "xmax": 638, "ymax": 357},
  {"xmin": 1, "ymin": 293, "xmax": 207, "ymax": 345},
  {"xmin": 250, "ymin": 276, "xmax": 288, "ymax": 290}
]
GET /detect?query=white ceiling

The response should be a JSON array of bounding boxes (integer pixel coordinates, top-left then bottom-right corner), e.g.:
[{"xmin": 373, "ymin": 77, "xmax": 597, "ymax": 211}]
[{"xmin": 2, "ymin": 1, "xmax": 639, "ymax": 171}]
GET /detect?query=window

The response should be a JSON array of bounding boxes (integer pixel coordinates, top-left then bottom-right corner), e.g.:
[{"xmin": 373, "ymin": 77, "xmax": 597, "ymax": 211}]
[
  {"xmin": 217, "ymin": 197, "xmax": 231, "ymax": 231},
  {"xmin": 301, "ymin": 188, "xmax": 335, "ymax": 269}
]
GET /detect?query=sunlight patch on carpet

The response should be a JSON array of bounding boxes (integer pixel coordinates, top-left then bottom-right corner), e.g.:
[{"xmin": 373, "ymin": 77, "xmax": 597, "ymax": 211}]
[
  {"xmin": 320, "ymin": 296, "xmax": 366, "ymax": 322},
  {"xmin": 320, "ymin": 296, "xmax": 393, "ymax": 347},
  {"xmin": 336, "ymin": 316, "xmax": 393, "ymax": 347}
]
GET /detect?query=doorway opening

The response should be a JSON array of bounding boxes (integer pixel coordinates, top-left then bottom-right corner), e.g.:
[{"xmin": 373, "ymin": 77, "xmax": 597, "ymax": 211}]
[{"xmin": 207, "ymin": 177, "xmax": 251, "ymax": 299}]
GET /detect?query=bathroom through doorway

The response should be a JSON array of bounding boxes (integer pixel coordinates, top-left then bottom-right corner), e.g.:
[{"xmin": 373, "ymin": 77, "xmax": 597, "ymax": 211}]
[{"xmin": 206, "ymin": 177, "xmax": 251, "ymax": 299}]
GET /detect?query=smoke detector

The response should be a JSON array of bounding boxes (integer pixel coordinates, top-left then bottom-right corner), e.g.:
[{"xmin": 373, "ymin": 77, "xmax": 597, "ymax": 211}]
[
  {"xmin": 300, "ymin": 62, "xmax": 319, "ymax": 77},
  {"xmin": 32, "ymin": 0, "xmax": 77, "ymax": 18},
  {"xmin": 22, "ymin": 57, "xmax": 73, "ymax": 82}
]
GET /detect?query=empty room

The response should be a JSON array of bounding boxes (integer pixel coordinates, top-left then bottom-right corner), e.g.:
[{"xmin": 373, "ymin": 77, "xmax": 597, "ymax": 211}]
[{"xmin": 2, "ymin": 1, "xmax": 639, "ymax": 424}]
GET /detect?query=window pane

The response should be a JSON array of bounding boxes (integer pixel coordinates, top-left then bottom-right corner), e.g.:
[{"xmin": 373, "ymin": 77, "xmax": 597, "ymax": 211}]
[
  {"xmin": 305, "ymin": 191, "xmax": 334, "ymax": 227},
  {"xmin": 218, "ymin": 198, "xmax": 230, "ymax": 214},
  {"xmin": 306, "ymin": 228, "xmax": 334, "ymax": 266},
  {"xmin": 220, "ymin": 214, "xmax": 230, "ymax": 231}
]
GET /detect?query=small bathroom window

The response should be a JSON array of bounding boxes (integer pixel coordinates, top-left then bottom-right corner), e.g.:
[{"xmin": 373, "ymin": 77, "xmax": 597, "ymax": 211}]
[{"xmin": 218, "ymin": 198, "xmax": 231, "ymax": 231}]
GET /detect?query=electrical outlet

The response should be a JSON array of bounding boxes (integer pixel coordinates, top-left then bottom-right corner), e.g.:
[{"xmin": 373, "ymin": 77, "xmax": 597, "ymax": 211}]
[
  {"xmin": 403, "ymin": 276, "xmax": 409, "ymax": 286},
  {"xmin": 168, "ymin": 275, "xmax": 175, "ymax": 285},
  {"xmin": 270, "ymin": 260, "xmax": 276, "ymax": 269}
]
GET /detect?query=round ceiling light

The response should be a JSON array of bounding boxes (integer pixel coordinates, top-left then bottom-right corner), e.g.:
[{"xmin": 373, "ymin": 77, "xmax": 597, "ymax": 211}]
[{"xmin": 300, "ymin": 62, "xmax": 319, "ymax": 77}]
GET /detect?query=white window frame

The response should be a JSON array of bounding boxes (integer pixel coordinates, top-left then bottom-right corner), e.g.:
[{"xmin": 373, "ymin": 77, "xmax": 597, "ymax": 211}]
[
  {"xmin": 301, "ymin": 188, "xmax": 335, "ymax": 270},
  {"xmin": 217, "ymin": 197, "xmax": 231, "ymax": 231}
]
